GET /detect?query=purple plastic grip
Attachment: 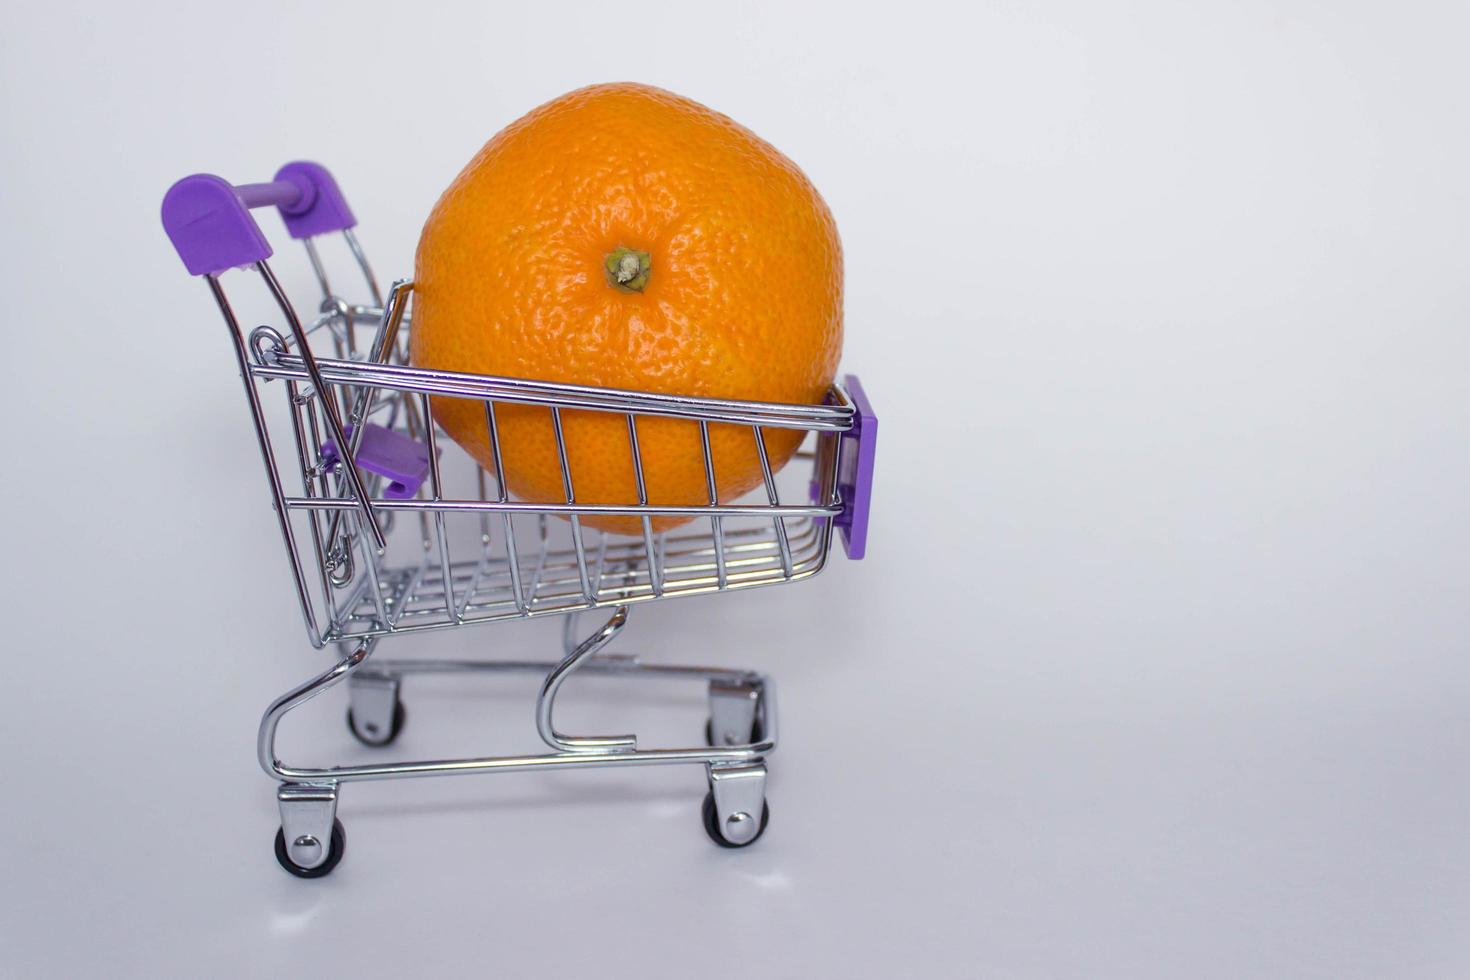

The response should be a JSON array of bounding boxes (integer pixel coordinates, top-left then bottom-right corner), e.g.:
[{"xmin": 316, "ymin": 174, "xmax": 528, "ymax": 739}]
[
  {"xmin": 234, "ymin": 180, "xmax": 304, "ymax": 210},
  {"xmin": 160, "ymin": 173, "xmax": 274, "ymax": 276},
  {"xmin": 160, "ymin": 161, "xmax": 354, "ymax": 276},
  {"xmin": 835, "ymin": 374, "xmax": 877, "ymax": 560},
  {"xmin": 273, "ymin": 161, "xmax": 356, "ymax": 239}
]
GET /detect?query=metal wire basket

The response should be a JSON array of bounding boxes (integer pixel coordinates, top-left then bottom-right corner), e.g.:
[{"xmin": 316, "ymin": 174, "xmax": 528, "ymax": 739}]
[{"xmin": 162, "ymin": 161, "xmax": 878, "ymax": 876}]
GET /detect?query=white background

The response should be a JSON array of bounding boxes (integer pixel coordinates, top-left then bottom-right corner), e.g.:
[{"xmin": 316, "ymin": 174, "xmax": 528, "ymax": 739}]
[{"xmin": 3, "ymin": 1, "xmax": 1469, "ymax": 977}]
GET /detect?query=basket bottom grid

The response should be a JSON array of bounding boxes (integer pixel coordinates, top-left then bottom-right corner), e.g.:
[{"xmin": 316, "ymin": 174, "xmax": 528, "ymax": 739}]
[{"xmin": 323, "ymin": 515, "xmax": 826, "ymax": 642}]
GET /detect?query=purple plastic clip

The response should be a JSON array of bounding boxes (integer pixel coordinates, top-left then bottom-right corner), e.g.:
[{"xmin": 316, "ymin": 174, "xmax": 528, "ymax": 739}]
[
  {"xmin": 160, "ymin": 161, "xmax": 355, "ymax": 276},
  {"xmin": 834, "ymin": 374, "xmax": 877, "ymax": 559},
  {"xmin": 321, "ymin": 424, "xmax": 433, "ymax": 501}
]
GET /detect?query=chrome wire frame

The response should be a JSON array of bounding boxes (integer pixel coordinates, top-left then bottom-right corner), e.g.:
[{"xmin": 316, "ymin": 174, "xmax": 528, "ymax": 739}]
[
  {"xmin": 258, "ymin": 629, "xmax": 778, "ymax": 786},
  {"xmin": 204, "ymin": 232, "xmax": 838, "ymax": 843},
  {"xmin": 241, "ymin": 314, "xmax": 853, "ymax": 648}
]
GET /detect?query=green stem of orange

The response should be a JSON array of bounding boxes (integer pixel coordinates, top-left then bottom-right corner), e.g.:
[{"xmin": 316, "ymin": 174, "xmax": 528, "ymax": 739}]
[{"xmin": 604, "ymin": 246, "xmax": 651, "ymax": 292}]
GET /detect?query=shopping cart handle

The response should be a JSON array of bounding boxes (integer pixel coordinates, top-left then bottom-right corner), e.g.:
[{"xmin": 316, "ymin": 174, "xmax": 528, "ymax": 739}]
[{"xmin": 161, "ymin": 161, "xmax": 356, "ymax": 276}]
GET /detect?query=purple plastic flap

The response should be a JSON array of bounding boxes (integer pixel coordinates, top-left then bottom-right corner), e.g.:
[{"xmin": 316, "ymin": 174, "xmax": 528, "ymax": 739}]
[
  {"xmin": 274, "ymin": 161, "xmax": 356, "ymax": 239},
  {"xmin": 161, "ymin": 174, "xmax": 274, "ymax": 276},
  {"xmin": 835, "ymin": 374, "xmax": 877, "ymax": 559},
  {"xmin": 322, "ymin": 424, "xmax": 433, "ymax": 501}
]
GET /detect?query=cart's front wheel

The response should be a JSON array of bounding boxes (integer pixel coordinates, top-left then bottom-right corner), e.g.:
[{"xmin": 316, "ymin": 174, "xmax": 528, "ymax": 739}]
[
  {"xmin": 274, "ymin": 818, "xmax": 347, "ymax": 878},
  {"xmin": 347, "ymin": 700, "xmax": 406, "ymax": 747},
  {"xmin": 701, "ymin": 792, "xmax": 769, "ymax": 848}
]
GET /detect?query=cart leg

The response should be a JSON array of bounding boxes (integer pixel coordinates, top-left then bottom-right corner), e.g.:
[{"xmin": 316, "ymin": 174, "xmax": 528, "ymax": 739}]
[
  {"xmin": 707, "ymin": 677, "xmax": 763, "ymax": 746},
  {"xmin": 537, "ymin": 605, "xmax": 636, "ymax": 753},
  {"xmin": 347, "ymin": 670, "xmax": 404, "ymax": 747},
  {"xmin": 258, "ymin": 637, "xmax": 376, "ymax": 782},
  {"xmin": 703, "ymin": 762, "xmax": 769, "ymax": 848},
  {"xmin": 275, "ymin": 783, "xmax": 346, "ymax": 877}
]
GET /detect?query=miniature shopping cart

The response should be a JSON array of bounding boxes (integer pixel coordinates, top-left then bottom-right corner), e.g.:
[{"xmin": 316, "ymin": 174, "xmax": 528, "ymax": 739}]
[{"xmin": 161, "ymin": 161, "xmax": 877, "ymax": 877}]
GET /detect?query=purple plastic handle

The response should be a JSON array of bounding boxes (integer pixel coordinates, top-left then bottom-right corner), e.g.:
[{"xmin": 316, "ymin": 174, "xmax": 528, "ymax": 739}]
[
  {"xmin": 234, "ymin": 180, "xmax": 302, "ymax": 210},
  {"xmin": 160, "ymin": 161, "xmax": 356, "ymax": 276},
  {"xmin": 834, "ymin": 374, "xmax": 877, "ymax": 559}
]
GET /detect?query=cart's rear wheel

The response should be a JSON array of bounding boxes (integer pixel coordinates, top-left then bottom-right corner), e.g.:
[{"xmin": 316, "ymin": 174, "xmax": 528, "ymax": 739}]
[
  {"xmin": 704, "ymin": 715, "xmax": 764, "ymax": 748},
  {"xmin": 347, "ymin": 700, "xmax": 406, "ymax": 747},
  {"xmin": 274, "ymin": 818, "xmax": 346, "ymax": 878},
  {"xmin": 701, "ymin": 792, "xmax": 769, "ymax": 848}
]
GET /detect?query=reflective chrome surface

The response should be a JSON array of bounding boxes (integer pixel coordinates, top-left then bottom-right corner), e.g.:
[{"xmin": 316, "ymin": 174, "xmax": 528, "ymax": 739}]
[
  {"xmin": 198, "ymin": 229, "xmax": 822, "ymax": 871},
  {"xmin": 708, "ymin": 763, "xmax": 769, "ymax": 845},
  {"xmin": 277, "ymin": 783, "xmax": 339, "ymax": 871}
]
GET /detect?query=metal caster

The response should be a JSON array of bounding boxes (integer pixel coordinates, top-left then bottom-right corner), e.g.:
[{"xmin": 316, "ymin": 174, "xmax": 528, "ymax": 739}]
[
  {"xmin": 703, "ymin": 763, "xmax": 769, "ymax": 848},
  {"xmin": 706, "ymin": 677, "xmax": 764, "ymax": 747},
  {"xmin": 346, "ymin": 671, "xmax": 404, "ymax": 747},
  {"xmin": 704, "ymin": 716, "xmax": 763, "ymax": 748},
  {"xmin": 347, "ymin": 702, "xmax": 405, "ymax": 747},
  {"xmin": 275, "ymin": 784, "xmax": 345, "ymax": 878},
  {"xmin": 275, "ymin": 819, "xmax": 346, "ymax": 878}
]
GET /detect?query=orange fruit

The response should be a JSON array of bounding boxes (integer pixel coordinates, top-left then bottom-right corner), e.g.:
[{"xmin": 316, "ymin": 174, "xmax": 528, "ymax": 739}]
[{"xmin": 411, "ymin": 82, "xmax": 842, "ymax": 534}]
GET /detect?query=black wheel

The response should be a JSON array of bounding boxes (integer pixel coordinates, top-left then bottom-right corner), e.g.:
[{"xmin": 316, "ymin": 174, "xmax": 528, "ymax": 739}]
[
  {"xmin": 701, "ymin": 792, "xmax": 770, "ymax": 848},
  {"xmin": 704, "ymin": 714, "xmax": 764, "ymax": 748},
  {"xmin": 347, "ymin": 700, "xmax": 406, "ymax": 747},
  {"xmin": 274, "ymin": 818, "xmax": 347, "ymax": 878}
]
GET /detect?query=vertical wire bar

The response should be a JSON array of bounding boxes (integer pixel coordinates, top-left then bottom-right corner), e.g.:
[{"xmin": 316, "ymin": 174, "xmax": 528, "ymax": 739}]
[
  {"xmin": 322, "ymin": 279, "xmax": 410, "ymax": 559},
  {"xmin": 455, "ymin": 408, "xmax": 500, "ymax": 618},
  {"xmin": 355, "ymin": 510, "xmax": 392, "ymax": 630},
  {"xmin": 819, "ymin": 428, "xmax": 839, "ymax": 505},
  {"xmin": 302, "ymin": 238, "xmax": 332, "ymax": 301},
  {"xmin": 401, "ymin": 390, "xmax": 426, "ymax": 438},
  {"xmin": 308, "ymin": 395, "xmax": 356, "ymax": 588},
  {"xmin": 828, "ymin": 428, "xmax": 845, "ymax": 504},
  {"xmin": 206, "ymin": 275, "xmax": 323, "ymax": 646},
  {"xmin": 286, "ymin": 380, "xmax": 341, "ymax": 631},
  {"xmin": 698, "ymin": 420, "xmax": 727, "ymax": 589},
  {"xmin": 528, "ymin": 515, "xmax": 551, "ymax": 608},
  {"xmin": 551, "ymin": 407, "xmax": 594, "ymax": 602},
  {"xmin": 752, "ymin": 425, "xmax": 794, "ymax": 579},
  {"xmin": 331, "ymin": 390, "xmax": 387, "ymax": 631},
  {"xmin": 341, "ymin": 301, "xmax": 358, "ymax": 362},
  {"xmin": 626, "ymin": 414, "xmax": 662, "ymax": 597},
  {"xmin": 256, "ymin": 261, "xmax": 384, "ymax": 549},
  {"xmin": 342, "ymin": 228, "xmax": 384, "ymax": 306},
  {"xmin": 348, "ymin": 279, "xmax": 410, "ymax": 445},
  {"xmin": 327, "ymin": 319, "xmax": 348, "ymax": 363},
  {"xmin": 399, "ymin": 391, "xmax": 434, "ymax": 552},
  {"xmin": 420, "ymin": 393, "xmax": 459, "ymax": 623},
  {"xmin": 590, "ymin": 531, "xmax": 609, "ymax": 601},
  {"xmin": 485, "ymin": 401, "xmax": 526, "ymax": 614},
  {"xmin": 476, "ymin": 468, "xmax": 493, "ymax": 547},
  {"xmin": 457, "ymin": 477, "xmax": 497, "ymax": 620},
  {"xmin": 816, "ymin": 429, "xmax": 841, "ymax": 556}
]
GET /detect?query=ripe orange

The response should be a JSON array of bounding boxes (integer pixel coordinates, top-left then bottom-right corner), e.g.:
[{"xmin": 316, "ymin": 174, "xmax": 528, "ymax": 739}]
[{"xmin": 411, "ymin": 82, "xmax": 843, "ymax": 533}]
